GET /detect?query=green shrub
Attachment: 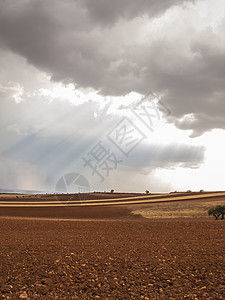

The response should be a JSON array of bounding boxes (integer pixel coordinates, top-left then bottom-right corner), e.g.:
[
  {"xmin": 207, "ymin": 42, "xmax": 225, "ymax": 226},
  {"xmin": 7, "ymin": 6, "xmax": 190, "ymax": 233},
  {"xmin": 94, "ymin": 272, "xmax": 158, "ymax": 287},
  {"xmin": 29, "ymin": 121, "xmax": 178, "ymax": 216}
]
[{"xmin": 208, "ymin": 205, "xmax": 225, "ymax": 220}]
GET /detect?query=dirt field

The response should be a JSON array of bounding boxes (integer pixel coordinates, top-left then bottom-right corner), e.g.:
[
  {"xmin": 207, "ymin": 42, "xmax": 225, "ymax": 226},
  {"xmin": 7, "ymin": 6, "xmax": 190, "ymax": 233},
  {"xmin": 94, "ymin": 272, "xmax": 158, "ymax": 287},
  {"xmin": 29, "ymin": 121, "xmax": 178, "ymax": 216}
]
[
  {"xmin": 1, "ymin": 193, "xmax": 224, "ymax": 299},
  {"xmin": 0, "ymin": 218, "xmax": 224, "ymax": 299}
]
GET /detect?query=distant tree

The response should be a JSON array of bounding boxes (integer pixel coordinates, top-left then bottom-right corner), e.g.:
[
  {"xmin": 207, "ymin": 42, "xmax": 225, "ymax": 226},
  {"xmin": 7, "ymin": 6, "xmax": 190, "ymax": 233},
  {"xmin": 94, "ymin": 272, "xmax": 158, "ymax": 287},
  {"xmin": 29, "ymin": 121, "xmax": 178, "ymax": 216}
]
[
  {"xmin": 186, "ymin": 190, "xmax": 192, "ymax": 193},
  {"xmin": 145, "ymin": 190, "xmax": 150, "ymax": 194},
  {"xmin": 216, "ymin": 205, "xmax": 225, "ymax": 220},
  {"xmin": 199, "ymin": 189, "xmax": 204, "ymax": 192},
  {"xmin": 208, "ymin": 206, "xmax": 221, "ymax": 220},
  {"xmin": 110, "ymin": 189, "xmax": 114, "ymax": 193}
]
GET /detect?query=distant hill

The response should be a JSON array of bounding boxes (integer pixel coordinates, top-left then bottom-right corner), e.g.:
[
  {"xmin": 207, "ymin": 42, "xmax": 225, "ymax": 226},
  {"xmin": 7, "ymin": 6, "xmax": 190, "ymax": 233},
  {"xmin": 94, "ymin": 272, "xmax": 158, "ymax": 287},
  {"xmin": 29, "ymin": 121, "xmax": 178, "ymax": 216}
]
[{"xmin": 0, "ymin": 187, "xmax": 48, "ymax": 194}]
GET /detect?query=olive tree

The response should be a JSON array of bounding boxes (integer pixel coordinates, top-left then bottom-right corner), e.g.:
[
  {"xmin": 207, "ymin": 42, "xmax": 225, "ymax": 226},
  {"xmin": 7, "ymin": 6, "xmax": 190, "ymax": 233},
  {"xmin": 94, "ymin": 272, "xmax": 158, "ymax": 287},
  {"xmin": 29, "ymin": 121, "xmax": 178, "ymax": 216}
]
[
  {"xmin": 216, "ymin": 205, "xmax": 225, "ymax": 219},
  {"xmin": 208, "ymin": 205, "xmax": 225, "ymax": 220}
]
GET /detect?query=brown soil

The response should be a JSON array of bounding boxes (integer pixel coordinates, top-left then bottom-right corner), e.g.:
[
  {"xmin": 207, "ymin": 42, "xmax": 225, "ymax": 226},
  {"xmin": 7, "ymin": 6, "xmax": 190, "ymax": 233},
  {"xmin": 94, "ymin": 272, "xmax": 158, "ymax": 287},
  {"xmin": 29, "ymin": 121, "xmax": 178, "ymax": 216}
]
[
  {"xmin": 0, "ymin": 218, "xmax": 225, "ymax": 299},
  {"xmin": 0, "ymin": 205, "xmax": 142, "ymax": 220}
]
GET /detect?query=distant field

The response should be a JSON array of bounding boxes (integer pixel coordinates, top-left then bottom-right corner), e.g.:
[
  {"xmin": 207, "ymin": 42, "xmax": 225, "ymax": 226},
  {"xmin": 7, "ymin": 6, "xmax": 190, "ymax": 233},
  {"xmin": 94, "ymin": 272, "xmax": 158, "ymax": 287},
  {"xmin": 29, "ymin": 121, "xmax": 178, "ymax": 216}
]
[
  {"xmin": 0, "ymin": 193, "xmax": 28, "ymax": 197},
  {"xmin": 0, "ymin": 191, "xmax": 225, "ymax": 219},
  {"xmin": 131, "ymin": 198, "xmax": 225, "ymax": 219}
]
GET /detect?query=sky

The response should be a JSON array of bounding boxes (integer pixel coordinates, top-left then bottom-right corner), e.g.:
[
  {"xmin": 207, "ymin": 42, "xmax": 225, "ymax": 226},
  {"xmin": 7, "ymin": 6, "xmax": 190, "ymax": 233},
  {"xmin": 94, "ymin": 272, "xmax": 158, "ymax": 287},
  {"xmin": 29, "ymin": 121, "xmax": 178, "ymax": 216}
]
[{"xmin": 0, "ymin": 0, "xmax": 224, "ymax": 193}]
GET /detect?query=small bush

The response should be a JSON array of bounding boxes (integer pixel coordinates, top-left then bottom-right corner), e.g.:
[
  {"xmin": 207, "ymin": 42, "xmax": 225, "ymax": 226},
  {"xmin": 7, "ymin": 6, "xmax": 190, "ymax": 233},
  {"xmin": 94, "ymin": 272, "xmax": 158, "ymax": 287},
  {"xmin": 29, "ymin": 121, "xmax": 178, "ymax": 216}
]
[{"xmin": 208, "ymin": 205, "xmax": 225, "ymax": 220}]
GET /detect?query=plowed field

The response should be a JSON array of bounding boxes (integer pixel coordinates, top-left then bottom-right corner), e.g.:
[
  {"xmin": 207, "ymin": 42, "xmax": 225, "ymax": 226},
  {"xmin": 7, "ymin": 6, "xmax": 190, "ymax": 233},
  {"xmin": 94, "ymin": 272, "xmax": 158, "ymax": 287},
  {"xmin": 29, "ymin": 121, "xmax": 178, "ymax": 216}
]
[{"xmin": 0, "ymin": 218, "xmax": 224, "ymax": 299}]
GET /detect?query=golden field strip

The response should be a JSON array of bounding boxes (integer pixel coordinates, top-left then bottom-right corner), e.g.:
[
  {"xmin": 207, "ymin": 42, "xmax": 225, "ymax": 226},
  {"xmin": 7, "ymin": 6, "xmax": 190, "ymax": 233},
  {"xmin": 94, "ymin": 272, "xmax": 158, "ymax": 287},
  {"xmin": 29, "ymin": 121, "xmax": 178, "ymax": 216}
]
[
  {"xmin": 0, "ymin": 192, "xmax": 174, "ymax": 203},
  {"xmin": 0, "ymin": 192, "xmax": 225, "ymax": 207}
]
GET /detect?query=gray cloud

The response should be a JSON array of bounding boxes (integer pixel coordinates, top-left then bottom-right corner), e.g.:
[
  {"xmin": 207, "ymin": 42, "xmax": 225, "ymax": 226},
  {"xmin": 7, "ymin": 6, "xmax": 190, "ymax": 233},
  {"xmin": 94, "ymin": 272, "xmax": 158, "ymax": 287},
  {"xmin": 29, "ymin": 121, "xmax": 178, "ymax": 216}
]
[
  {"xmin": 0, "ymin": 0, "xmax": 224, "ymax": 138},
  {"xmin": 123, "ymin": 142, "xmax": 205, "ymax": 173},
  {"xmin": 84, "ymin": 0, "xmax": 192, "ymax": 25}
]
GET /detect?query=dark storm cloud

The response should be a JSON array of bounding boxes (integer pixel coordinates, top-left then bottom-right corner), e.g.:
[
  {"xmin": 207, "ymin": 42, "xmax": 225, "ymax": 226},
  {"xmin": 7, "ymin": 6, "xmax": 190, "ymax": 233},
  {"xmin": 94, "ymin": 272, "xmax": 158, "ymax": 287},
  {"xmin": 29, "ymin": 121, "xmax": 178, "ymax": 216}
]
[
  {"xmin": 0, "ymin": 0, "xmax": 224, "ymax": 136},
  {"xmin": 84, "ymin": 0, "xmax": 192, "ymax": 25},
  {"xmin": 0, "ymin": 0, "xmax": 186, "ymax": 89}
]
